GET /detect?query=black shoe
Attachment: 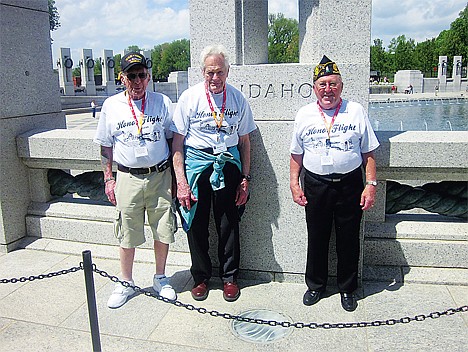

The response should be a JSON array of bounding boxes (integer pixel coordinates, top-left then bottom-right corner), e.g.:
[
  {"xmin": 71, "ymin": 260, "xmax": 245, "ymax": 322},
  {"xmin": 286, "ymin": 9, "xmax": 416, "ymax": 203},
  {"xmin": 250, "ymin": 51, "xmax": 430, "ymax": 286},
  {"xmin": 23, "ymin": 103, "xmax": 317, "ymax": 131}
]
[
  {"xmin": 303, "ymin": 290, "xmax": 321, "ymax": 306},
  {"xmin": 340, "ymin": 293, "xmax": 358, "ymax": 312}
]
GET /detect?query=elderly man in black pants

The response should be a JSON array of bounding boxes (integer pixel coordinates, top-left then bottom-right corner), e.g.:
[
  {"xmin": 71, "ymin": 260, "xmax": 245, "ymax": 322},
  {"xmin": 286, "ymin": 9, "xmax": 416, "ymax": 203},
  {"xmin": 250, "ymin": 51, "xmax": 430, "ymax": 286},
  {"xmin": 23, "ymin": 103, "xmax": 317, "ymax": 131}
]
[{"xmin": 290, "ymin": 55, "xmax": 379, "ymax": 312}]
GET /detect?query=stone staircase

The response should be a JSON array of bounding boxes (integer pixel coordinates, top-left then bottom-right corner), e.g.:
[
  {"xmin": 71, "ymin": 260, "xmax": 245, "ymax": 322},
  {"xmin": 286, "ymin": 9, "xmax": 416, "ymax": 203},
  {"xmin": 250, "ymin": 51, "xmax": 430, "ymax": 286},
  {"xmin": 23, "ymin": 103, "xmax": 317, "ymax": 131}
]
[
  {"xmin": 23, "ymin": 199, "xmax": 467, "ymax": 285},
  {"xmin": 363, "ymin": 212, "xmax": 467, "ymax": 285}
]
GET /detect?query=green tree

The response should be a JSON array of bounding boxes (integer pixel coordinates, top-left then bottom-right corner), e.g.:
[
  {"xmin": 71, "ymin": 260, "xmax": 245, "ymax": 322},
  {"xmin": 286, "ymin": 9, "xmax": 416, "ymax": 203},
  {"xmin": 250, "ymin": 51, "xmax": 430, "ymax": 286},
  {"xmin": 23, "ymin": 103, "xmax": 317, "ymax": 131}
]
[
  {"xmin": 370, "ymin": 4, "xmax": 467, "ymax": 77},
  {"xmin": 152, "ymin": 43, "xmax": 170, "ymax": 81},
  {"xmin": 449, "ymin": 5, "xmax": 468, "ymax": 60},
  {"xmin": 126, "ymin": 45, "xmax": 142, "ymax": 53},
  {"xmin": 370, "ymin": 38, "xmax": 391, "ymax": 78},
  {"xmin": 388, "ymin": 35, "xmax": 416, "ymax": 71},
  {"xmin": 114, "ymin": 53, "xmax": 122, "ymax": 77},
  {"xmin": 72, "ymin": 67, "xmax": 80, "ymax": 78},
  {"xmin": 151, "ymin": 40, "xmax": 190, "ymax": 81},
  {"xmin": 413, "ymin": 39, "xmax": 438, "ymax": 77},
  {"xmin": 268, "ymin": 13, "xmax": 299, "ymax": 63},
  {"xmin": 159, "ymin": 39, "xmax": 190, "ymax": 79},
  {"xmin": 433, "ymin": 4, "xmax": 468, "ymax": 70},
  {"xmin": 93, "ymin": 57, "xmax": 102, "ymax": 76},
  {"xmin": 48, "ymin": 0, "xmax": 60, "ymax": 31}
]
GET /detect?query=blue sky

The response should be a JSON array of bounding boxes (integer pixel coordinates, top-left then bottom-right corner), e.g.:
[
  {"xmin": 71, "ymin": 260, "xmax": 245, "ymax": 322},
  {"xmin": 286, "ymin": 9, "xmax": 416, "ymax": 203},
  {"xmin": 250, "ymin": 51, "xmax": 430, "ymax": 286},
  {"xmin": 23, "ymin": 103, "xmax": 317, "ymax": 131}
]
[{"xmin": 51, "ymin": 0, "xmax": 467, "ymax": 64}]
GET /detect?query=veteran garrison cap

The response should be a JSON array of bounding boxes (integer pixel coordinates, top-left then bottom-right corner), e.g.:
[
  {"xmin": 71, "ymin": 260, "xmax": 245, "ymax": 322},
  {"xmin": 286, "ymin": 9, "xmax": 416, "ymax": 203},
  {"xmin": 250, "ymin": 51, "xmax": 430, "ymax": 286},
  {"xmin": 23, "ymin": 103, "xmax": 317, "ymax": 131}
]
[
  {"xmin": 313, "ymin": 55, "xmax": 341, "ymax": 82},
  {"xmin": 121, "ymin": 52, "xmax": 148, "ymax": 72}
]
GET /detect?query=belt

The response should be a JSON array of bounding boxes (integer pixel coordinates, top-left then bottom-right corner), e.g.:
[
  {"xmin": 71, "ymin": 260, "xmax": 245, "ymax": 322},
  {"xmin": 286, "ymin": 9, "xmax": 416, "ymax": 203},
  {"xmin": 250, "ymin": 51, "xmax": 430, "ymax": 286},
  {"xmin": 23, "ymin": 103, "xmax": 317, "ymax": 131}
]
[
  {"xmin": 308, "ymin": 168, "xmax": 360, "ymax": 183},
  {"xmin": 117, "ymin": 159, "xmax": 171, "ymax": 175},
  {"xmin": 200, "ymin": 147, "xmax": 216, "ymax": 155},
  {"xmin": 308, "ymin": 171, "xmax": 351, "ymax": 183},
  {"xmin": 313, "ymin": 174, "xmax": 344, "ymax": 182}
]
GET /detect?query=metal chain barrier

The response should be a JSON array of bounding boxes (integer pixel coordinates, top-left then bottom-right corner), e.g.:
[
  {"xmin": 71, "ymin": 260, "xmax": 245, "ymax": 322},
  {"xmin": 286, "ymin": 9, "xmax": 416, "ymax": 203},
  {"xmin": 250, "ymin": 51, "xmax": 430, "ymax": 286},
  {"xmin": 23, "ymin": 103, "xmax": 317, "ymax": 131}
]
[
  {"xmin": 91, "ymin": 265, "xmax": 468, "ymax": 330},
  {"xmin": 1, "ymin": 263, "xmax": 467, "ymax": 330},
  {"xmin": 0, "ymin": 265, "xmax": 82, "ymax": 284}
]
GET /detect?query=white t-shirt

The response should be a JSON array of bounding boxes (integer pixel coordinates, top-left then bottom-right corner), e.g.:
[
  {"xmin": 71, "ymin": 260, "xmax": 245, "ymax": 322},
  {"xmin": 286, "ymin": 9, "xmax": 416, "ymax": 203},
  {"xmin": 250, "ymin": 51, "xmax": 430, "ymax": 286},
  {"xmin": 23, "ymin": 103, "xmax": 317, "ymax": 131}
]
[
  {"xmin": 290, "ymin": 99, "xmax": 380, "ymax": 175},
  {"xmin": 171, "ymin": 82, "xmax": 256, "ymax": 148},
  {"xmin": 94, "ymin": 91, "xmax": 173, "ymax": 168}
]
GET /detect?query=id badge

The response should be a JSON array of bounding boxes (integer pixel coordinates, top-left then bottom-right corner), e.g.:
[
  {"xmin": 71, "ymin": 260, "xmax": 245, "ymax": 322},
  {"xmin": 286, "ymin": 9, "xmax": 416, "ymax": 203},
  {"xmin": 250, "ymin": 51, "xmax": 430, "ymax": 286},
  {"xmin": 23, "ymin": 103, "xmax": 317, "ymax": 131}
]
[
  {"xmin": 134, "ymin": 146, "xmax": 148, "ymax": 158},
  {"xmin": 213, "ymin": 141, "xmax": 227, "ymax": 154},
  {"xmin": 321, "ymin": 155, "xmax": 334, "ymax": 166},
  {"xmin": 213, "ymin": 132, "xmax": 227, "ymax": 154}
]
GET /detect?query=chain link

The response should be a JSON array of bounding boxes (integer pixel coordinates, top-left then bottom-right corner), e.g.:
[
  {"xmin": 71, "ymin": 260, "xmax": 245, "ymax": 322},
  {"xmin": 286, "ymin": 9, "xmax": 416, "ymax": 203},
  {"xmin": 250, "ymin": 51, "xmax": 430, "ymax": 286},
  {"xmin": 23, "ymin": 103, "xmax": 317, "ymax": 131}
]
[
  {"xmin": 91, "ymin": 265, "xmax": 468, "ymax": 330},
  {"xmin": 0, "ymin": 265, "xmax": 82, "ymax": 284},
  {"xmin": 1, "ymin": 263, "xmax": 467, "ymax": 330}
]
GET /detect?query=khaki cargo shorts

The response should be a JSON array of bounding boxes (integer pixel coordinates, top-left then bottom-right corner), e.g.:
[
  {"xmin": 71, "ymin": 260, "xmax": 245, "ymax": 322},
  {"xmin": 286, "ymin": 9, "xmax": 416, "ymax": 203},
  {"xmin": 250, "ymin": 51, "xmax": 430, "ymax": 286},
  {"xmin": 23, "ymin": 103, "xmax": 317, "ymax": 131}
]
[{"xmin": 113, "ymin": 168, "xmax": 176, "ymax": 248}]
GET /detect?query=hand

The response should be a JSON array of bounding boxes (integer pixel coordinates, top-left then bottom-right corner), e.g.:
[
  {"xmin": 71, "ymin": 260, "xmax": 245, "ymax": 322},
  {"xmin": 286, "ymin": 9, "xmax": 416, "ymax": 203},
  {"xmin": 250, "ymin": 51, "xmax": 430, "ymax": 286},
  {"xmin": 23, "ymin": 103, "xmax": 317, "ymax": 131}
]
[
  {"xmin": 291, "ymin": 183, "xmax": 308, "ymax": 206},
  {"xmin": 177, "ymin": 181, "xmax": 197, "ymax": 210},
  {"xmin": 360, "ymin": 184, "xmax": 376, "ymax": 211},
  {"xmin": 235, "ymin": 179, "xmax": 249, "ymax": 206},
  {"xmin": 105, "ymin": 180, "xmax": 117, "ymax": 205}
]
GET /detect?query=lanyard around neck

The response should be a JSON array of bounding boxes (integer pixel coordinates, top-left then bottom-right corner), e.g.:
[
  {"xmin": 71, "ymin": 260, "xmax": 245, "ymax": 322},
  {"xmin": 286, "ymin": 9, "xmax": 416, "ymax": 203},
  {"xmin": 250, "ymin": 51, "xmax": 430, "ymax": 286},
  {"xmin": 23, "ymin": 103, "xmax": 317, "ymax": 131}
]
[
  {"xmin": 317, "ymin": 99, "xmax": 342, "ymax": 139},
  {"xmin": 205, "ymin": 83, "xmax": 226, "ymax": 129},
  {"xmin": 127, "ymin": 92, "xmax": 146, "ymax": 135}
]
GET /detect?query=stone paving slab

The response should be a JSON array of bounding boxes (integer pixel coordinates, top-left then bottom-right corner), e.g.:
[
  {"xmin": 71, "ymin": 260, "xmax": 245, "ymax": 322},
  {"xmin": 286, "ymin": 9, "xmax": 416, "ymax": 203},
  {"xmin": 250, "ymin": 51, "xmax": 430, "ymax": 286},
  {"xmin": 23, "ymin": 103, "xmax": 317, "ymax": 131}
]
[{"xmin": 0, "ymin": 248, "xmax": 467, "ymax": 351}]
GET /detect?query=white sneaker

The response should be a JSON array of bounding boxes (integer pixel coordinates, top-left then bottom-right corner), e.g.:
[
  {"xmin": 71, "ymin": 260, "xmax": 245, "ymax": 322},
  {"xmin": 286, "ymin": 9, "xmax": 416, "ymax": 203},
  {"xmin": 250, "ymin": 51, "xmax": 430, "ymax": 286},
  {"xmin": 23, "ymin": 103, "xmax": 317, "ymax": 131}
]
[
  {"xmin": 107, "ymin": 280, "xmax": 135, "ymax": 309},
  {"xmin": 153, "ymin": 275, "xmax": 177, "ymax": 300}
]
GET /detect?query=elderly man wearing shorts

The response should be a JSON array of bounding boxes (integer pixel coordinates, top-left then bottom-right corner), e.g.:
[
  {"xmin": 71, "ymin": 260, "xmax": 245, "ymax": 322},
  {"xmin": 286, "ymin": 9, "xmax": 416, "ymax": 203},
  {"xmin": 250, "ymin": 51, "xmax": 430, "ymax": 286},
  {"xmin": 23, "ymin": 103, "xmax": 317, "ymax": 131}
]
[{"xmin": 94, "ymin": 52, "xmax": 177, "ymax": 308}]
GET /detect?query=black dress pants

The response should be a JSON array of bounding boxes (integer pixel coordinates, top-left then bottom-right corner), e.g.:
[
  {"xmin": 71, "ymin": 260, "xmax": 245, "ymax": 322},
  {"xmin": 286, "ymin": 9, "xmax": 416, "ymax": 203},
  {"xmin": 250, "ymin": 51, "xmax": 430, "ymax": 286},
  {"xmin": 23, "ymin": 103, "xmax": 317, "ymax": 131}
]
[
  {"xmin": 187, "ymin": 162, "xmax": 241, "ymax": 285},
  {"xmin": 303, "ymin": 167, "xmax": 364, "ymax": 293}
]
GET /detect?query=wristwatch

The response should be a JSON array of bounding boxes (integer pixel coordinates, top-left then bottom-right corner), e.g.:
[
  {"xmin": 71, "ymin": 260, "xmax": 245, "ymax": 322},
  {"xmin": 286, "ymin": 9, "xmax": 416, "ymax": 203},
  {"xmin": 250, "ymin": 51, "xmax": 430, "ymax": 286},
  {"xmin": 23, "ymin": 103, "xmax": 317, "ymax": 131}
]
[
  {"xmin": 366, "ymin": 180, "xmax": 377, "ymax": 186},
  {"xmin": 242, "ymin": 174, "xmax": 252, "ymax": 182}
]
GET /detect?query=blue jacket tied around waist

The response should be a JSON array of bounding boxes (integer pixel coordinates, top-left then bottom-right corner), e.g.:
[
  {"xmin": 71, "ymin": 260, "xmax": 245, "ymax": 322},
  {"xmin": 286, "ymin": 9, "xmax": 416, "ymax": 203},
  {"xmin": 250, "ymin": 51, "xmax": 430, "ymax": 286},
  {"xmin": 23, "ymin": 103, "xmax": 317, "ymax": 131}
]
[{"xmin": 179, "ymin": 146, "xmax": 242, "ymax": 231}]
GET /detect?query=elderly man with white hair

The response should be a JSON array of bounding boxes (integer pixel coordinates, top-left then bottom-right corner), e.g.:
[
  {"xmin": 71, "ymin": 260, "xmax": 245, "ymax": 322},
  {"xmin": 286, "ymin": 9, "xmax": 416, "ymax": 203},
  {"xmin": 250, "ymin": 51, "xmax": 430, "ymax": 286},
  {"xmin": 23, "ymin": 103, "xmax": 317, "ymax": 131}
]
[{"xmin": 171, "ymin": 45, "xmax": 256, "ymax": 302}]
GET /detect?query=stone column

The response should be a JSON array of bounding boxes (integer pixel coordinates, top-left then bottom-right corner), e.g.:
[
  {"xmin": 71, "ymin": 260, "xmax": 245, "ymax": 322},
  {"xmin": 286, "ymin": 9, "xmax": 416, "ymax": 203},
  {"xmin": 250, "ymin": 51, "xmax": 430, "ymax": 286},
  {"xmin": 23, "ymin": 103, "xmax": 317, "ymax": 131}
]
[
  {"xmin": 80, "ymin": 49, "xmax": 96, "ymax": 95},
  {"xmin": 101, "ymin": 49, "xmax": 116, "ymax": 95},
  {"xmin": 58, "ymin": 47, "xmax": 75, "ymax": 95},
  {"xmin": 189, "ymin": 0, "xmax": 238, "ymax": 69},
  {"xmin": 438, "ymin": 56, "xmax": 448, "ymax": 92},
  {"xmin": 0, "ymin": 0, "xmax": 66, "ymax": 252},
  {"xmin": 238, "ymin": 0, "xmax": 268, "ymax": 65},
  {"xmin": 142, "ymin": 50, "xmax": 154, "ymax": 92},
  {"xmin": 299, "ymin": 0, "xmax": 371, "ymax": 104},
  {"xmin": 452, "ymin": 56, "xmax": 462, "ymax": 92},
  {"xmin": 189, "ymin": 0, "xmax": 268, "ymax": 84}
]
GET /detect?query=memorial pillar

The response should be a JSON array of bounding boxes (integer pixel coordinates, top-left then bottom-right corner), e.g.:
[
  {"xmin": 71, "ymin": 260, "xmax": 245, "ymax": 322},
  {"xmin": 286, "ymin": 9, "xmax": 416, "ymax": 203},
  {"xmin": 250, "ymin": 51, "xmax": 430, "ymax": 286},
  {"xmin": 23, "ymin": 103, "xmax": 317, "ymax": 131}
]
[
  {"xmin": 298, "ymin": 0, "xmax": 371, "ymax": 104},
  {"xmin": 101, "ymin": 49, "xmax": 116, "ymax": 95},
  {"xmin": 57, "ymin": 47, "xmax": 75, "ymax": 95},
  {"xmin": 80, "ymin": 49, "xmax": 96, "ymax": 95},
  {"xmin": 142, "ymin": 50, "xmax": 154, "ymax": 92},
  {"xmin": 238, "ymin": 0, "xmax": 268, "ymax": 65},
  {"xmin": 189, "ymin": 0, "xmax": 268, "ymax": 84},
  {"xmin": 438, "ymin": 56, "xmax": 448, "ymax": 92},
  {"xmin": 452, "ymin": 56, "xmax": 462, "ymax": 92}
]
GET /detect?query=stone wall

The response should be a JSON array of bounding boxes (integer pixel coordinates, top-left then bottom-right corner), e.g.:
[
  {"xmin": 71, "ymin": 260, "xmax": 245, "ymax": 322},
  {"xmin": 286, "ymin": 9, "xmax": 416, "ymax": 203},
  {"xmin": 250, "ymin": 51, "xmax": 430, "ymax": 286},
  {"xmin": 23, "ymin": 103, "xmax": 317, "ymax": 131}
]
[
  {"xmin": 0, "ymin": 0, "xmax": 66, "ymax": 252},
  {"xmin": 15, "ymin": 129, "xmax": 468, "ymax": 282}
]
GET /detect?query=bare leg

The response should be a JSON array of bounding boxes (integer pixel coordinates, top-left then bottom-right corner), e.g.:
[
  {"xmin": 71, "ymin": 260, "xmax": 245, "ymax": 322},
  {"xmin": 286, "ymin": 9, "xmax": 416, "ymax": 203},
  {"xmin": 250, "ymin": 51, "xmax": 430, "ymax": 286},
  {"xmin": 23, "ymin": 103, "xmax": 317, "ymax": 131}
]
[
  {"xmin": 154, "ymin": 240, "xmax": 169, "ymax": 275},
  {"xmin": 120, "ymin": 247, "xmax": 136, "ymax": 281}
]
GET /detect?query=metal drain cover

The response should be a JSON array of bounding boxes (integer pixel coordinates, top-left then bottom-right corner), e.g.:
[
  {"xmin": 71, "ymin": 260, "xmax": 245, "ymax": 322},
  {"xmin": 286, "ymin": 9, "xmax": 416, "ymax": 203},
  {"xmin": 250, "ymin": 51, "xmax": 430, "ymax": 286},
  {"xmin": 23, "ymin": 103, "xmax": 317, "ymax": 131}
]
[{"xmin": 230, "ymin": 309, "xmax": 293, "ymax": 343}]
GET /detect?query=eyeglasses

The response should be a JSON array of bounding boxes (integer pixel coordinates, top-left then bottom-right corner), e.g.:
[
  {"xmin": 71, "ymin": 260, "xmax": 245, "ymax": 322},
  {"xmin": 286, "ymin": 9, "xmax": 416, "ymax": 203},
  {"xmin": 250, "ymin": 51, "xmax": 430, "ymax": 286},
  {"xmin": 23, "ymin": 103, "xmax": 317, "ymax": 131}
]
[
  {"xmin": 316, "ymin": 81, "xmax": 341, "ymax": 90},
  {"xmin": 126, "ymin": 72, "xmax": 148, "ymax": 81}
]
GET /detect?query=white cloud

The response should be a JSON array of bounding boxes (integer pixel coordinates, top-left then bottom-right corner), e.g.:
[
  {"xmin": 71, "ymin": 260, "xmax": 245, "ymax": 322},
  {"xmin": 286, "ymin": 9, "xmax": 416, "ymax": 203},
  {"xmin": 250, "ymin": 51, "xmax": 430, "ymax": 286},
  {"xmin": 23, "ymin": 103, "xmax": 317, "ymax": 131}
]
[
  {"xmin": 268, "ymin": 0, "xmax": 298, "ymax": 19},
  {"xmin": 51, "ymin": 0, "xmax": 189, "ymax": 64},
  {"xmin": 371, "ymin": 0, "xmax": 466, "ymax": 46},
  {"xmin": 51, "ymin": 0, "xmax": 466, "ymax": 65}
]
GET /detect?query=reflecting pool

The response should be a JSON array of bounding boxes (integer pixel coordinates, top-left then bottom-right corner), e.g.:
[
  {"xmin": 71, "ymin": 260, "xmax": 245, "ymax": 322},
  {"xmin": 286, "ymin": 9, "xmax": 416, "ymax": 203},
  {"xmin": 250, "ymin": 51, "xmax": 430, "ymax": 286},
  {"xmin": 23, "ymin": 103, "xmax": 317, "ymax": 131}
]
[{"xmin": 368, "ymin": 98, "xmax": 468, "ymax": 131}]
